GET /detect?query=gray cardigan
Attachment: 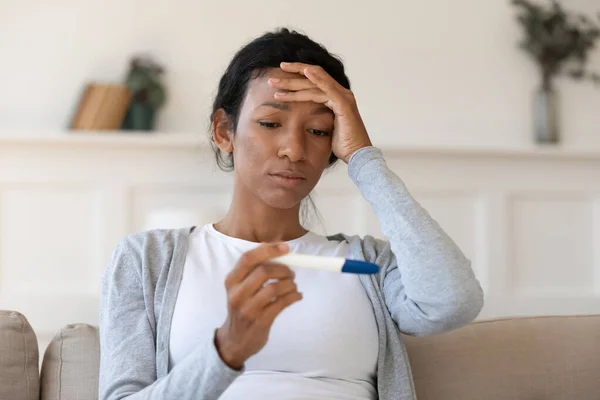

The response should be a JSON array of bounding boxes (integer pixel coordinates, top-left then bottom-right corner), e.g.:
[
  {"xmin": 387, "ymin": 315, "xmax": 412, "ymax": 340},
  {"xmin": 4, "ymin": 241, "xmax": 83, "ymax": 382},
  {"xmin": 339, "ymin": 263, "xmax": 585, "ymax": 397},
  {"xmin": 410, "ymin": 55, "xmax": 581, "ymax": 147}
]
[{"xmin": 99, "ymin": 146, "xmax": 484, "ymax": 400}]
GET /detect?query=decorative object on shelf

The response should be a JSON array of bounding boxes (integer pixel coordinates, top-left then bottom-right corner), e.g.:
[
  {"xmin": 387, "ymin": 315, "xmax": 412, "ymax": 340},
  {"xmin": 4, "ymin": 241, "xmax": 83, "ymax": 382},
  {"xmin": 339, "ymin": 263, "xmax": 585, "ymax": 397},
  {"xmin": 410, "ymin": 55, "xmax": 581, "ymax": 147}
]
[
  {"xmin": 121, "ymin": 55, "xmax": 166, "ymax": 131},
  {"xmin": 511, "ymin": 0, "xmax": 600, "ymax": 144},
  {"xmin": 70, "ymin": 83, "xmax": 131, "ymax": 131}
]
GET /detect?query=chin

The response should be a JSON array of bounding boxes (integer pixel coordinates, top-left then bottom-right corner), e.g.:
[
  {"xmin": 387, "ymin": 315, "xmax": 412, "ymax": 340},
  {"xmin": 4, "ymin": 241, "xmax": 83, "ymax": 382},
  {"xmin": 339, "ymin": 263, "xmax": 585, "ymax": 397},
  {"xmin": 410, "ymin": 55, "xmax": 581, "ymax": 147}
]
[{"xmin": 260, "ymin": 191, "xmax": 305, "ymax": 210}]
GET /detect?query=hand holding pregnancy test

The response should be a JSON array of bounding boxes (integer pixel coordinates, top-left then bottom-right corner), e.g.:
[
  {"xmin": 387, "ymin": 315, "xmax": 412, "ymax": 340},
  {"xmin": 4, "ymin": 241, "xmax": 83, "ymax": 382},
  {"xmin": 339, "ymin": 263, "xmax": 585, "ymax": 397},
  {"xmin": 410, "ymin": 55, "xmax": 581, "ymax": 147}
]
[{"xmin": 267, "ymin": 253, "xmax": 380, "ymax": 274}]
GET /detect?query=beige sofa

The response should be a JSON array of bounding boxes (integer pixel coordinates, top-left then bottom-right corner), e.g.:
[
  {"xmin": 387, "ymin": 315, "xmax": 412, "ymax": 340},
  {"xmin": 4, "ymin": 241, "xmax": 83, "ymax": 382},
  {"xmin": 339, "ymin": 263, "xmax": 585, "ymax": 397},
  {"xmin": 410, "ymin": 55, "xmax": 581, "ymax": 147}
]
[{"xmin": 1, "ymin": 310, "xmax": 599, "ymax": 400}]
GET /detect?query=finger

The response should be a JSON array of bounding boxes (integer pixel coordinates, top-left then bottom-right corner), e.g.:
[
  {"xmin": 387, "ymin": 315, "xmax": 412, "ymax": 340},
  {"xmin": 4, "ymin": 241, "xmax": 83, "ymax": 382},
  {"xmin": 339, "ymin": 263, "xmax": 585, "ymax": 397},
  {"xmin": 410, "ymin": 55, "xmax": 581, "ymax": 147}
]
[
  {"xmin": 259, "ymin": 291, "xmax": 303, "ymax": 328},
  {"xmin": 268, "ymin": 77, "xmax": 316, "ymax": 92},
  {"xmin": 274, "ymin": 89, "xmax": 329, "ymax": 105},
  {"xmin": 231, "ymin": 264, "xmax": 295, "ymax": 304},
  {"xmin": 241, "ymin": 278, "xmax": 298, "ymax": 314},
  {"xmin": 279, "ymin": 61, "xmax": 312, "ymax": 75},
  {"xmin": 226, "ymin": 243, "xmax": 289, "ymax": 287},
  {"xmin": 280, "ymin": 62, "xmax": 346, "ymax": 98},
  {"xmin": 302, "ymin": 66, "xmax": 348, "ymax": 103}
]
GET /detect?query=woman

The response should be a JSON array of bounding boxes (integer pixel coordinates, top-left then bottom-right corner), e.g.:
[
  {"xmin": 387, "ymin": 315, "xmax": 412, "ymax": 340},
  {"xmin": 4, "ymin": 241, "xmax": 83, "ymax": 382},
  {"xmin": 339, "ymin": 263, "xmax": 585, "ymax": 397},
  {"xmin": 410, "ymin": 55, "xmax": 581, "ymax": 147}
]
[{"xmin": 99, "ymin": 28, "xmax": 483, "ymax": 400}]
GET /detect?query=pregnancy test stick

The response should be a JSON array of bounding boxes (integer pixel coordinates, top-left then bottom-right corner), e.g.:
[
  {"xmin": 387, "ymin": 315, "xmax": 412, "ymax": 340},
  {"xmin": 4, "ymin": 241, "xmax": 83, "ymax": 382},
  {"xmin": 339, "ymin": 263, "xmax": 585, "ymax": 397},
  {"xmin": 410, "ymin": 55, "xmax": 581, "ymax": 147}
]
[{"xmin": 267, "ymin": 254, "xmax": 379, "ymax": 274}]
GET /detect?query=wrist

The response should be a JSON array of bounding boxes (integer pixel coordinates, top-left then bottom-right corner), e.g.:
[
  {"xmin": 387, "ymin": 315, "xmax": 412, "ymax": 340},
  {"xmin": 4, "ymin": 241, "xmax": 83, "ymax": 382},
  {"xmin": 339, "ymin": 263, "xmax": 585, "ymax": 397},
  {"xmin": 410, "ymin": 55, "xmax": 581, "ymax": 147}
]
[
  {"xmin": 343, "ymin": 141, "xmax": 373, "ymax": 164},
  {"xmin": 214, "ymin": 328, "xmax": 244, "ymax": 370}
]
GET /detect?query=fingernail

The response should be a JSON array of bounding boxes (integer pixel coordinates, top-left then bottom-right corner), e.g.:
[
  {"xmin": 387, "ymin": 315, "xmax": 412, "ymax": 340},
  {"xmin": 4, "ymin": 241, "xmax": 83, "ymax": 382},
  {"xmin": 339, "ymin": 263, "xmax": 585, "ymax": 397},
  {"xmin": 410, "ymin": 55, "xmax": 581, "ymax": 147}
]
[
  {"xmin": 278, "ymin": 243, "xmax": 289, "ymax": 251},
  {"xmin": 269, "ymin": 78, "xmax": 280, "ymax": 83}
]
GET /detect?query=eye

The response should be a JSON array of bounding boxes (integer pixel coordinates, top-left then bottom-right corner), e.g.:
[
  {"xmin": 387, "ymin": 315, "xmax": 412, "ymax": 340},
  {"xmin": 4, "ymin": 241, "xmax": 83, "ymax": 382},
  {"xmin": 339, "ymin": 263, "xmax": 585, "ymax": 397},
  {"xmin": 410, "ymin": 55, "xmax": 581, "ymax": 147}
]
[
  {"xmin": 308, "ymin": 128, "xmax": 330, "ymax": 137},
  {"xmin": 259, "ymin": 121, "xmax": 280, "ymax": 129}
]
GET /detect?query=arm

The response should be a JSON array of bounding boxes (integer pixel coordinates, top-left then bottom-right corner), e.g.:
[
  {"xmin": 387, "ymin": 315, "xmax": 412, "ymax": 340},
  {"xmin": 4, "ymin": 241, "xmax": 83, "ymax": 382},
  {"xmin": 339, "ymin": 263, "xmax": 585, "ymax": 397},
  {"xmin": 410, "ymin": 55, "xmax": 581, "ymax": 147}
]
[
  {"xmin": 98, "ymin": 237, "xmax": 241, "ymax": 400},
  {"xmin": 268, "ymin": 63, "xmax": 483, "ymax": 335},
  {"xmin": 348, "ymin": 146, "xmax": 484, "ymax": 336}
]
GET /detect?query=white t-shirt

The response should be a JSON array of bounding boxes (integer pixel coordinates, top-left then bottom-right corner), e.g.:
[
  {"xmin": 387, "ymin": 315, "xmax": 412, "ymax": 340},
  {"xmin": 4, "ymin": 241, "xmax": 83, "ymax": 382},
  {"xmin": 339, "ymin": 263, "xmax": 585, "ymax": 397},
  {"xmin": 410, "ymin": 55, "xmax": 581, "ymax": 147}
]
[{"xmin": 169, "ymin": 224, "xmax": 379, "ymax": 399}]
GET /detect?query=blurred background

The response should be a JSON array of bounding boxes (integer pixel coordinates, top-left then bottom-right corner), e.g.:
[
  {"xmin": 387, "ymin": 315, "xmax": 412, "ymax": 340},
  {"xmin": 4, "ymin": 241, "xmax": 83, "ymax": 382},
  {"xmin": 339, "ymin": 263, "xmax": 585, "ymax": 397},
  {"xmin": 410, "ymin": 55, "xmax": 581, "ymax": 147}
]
[{"xmin": 0, "ymin": 0, "xmax": 599, "ymax": 352}]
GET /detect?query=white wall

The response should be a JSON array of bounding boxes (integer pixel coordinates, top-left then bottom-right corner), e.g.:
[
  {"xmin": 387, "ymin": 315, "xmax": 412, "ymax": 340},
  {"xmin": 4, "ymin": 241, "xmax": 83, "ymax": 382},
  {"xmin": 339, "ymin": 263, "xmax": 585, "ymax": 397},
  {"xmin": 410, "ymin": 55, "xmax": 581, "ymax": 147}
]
[{"xmin": 1, "ymin": 0, "xmax": 599, "ymax": 147}]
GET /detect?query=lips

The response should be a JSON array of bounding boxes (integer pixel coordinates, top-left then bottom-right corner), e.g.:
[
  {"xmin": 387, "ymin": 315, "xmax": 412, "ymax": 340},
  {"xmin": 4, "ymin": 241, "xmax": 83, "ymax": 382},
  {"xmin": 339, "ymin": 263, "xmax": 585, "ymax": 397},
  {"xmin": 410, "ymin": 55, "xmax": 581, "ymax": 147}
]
[
  {"xmin": 271, "ymin": 171, "xmax": 306, "ymax": 179},
  {"xmin": 269, "ymin": 171, "xmax": 306, "ymax": 188}
]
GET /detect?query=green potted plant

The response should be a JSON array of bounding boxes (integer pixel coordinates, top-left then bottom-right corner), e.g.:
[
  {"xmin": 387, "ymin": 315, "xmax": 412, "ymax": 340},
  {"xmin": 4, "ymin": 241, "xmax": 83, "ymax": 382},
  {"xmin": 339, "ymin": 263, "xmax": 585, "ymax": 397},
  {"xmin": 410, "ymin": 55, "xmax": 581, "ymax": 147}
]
[
  {"xmin": 511, "ymin": 0, "xmax": 600, "ymax": 143},
  {"xmin": 121, "ymin": 56, "xmax": 166, "ymax": 131}
]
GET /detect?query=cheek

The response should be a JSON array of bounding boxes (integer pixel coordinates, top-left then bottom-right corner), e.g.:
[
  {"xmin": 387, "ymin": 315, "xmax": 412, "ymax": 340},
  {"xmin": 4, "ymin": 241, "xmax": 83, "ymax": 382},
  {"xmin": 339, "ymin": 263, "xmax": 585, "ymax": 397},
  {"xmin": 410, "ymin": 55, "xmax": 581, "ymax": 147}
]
[
  {"xmin": 232, "ymin": 128, "xmax": 270, "ymax": 175},
  {"xmin": 309, "ymin": 138, "xmax": 333, "ymax": 169}
]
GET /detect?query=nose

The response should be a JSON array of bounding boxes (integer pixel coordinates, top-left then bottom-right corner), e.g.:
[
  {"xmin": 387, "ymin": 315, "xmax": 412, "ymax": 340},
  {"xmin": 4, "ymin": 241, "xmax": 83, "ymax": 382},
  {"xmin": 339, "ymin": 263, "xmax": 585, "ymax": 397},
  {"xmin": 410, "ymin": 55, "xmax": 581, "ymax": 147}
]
[{"xmin": 277, "ymin": 125, "xmax": 306, "ymax": 162}]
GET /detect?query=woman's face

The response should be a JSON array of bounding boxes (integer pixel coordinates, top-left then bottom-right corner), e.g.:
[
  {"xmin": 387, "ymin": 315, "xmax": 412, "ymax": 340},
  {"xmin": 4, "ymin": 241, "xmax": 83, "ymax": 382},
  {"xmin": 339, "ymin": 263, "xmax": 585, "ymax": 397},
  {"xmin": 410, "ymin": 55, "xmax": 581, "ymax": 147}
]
[{"xmin": 228, "ymin": 68, "xmax": 335, "ymax": 210}]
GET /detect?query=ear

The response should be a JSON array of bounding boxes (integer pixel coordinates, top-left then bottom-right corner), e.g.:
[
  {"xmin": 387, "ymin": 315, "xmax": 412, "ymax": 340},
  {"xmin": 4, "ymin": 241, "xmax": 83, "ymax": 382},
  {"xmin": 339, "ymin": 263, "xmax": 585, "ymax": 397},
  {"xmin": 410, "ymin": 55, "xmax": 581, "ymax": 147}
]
[{"xmin": 212, "ymin": 109, "xmax": 234, "ymax": 153}]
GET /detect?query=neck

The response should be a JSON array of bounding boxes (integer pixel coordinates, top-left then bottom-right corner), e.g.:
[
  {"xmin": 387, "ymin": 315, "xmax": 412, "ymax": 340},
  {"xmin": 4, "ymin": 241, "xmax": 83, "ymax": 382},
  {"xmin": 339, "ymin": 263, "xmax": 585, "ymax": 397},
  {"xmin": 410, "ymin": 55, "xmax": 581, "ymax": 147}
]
[{"xmin": 214, "ymin": 183, "xmax": 307, "ymax": 243}]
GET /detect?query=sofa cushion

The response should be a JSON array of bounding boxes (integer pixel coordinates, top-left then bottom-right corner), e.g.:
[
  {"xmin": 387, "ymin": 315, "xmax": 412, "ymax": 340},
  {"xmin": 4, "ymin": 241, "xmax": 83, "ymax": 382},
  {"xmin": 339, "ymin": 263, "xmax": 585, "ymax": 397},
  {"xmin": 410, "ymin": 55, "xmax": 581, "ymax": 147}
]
[
  {"xmin": 0, "ymin": 310, "xmax": 40, "ymax": 400},
  {"xmin": 41, "ymin": 323, "xmax": 100, "ymax": 400},
  {"xmin": 403, "ymin": 315, "xmax": 600, "ymax": 400}
]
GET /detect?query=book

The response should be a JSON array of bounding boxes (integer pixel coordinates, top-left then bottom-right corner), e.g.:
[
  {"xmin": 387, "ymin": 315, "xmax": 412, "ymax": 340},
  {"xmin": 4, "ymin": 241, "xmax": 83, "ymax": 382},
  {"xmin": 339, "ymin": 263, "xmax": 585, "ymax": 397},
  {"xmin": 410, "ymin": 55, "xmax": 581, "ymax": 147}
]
[{"xmin": 70, "ymin": 83, "xmax": 131, "ymax": 131}]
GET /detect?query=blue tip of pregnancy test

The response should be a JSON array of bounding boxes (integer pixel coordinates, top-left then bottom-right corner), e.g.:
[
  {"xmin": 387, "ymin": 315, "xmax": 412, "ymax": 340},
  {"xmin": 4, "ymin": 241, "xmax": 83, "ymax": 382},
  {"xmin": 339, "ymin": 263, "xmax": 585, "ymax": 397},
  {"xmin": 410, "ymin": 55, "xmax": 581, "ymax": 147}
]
[{"xmin": 341, "ymin": 260, "xmax": 380, "ymax": 274}]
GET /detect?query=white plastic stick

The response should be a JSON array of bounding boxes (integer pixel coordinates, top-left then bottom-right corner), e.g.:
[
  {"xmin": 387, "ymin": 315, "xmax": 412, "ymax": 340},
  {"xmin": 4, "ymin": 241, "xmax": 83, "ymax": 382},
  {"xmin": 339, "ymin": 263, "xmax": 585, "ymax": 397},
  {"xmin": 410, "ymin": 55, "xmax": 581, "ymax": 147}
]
[{"xmin": 267, "ymin": 254, "xmax": 346, "ymax": 272}]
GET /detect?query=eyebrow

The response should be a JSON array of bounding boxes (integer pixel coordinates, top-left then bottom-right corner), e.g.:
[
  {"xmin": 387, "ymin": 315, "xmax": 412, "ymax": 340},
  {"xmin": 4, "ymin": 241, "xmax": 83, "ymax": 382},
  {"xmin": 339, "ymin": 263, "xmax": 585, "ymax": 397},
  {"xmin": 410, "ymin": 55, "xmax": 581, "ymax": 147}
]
[
  {"xmin": 258, "ymin": 102, "xmax": 333, "ymax": 115},
  {"xmin": 259, "ymin": 102, "xmax": 290, "ymax": 111}
]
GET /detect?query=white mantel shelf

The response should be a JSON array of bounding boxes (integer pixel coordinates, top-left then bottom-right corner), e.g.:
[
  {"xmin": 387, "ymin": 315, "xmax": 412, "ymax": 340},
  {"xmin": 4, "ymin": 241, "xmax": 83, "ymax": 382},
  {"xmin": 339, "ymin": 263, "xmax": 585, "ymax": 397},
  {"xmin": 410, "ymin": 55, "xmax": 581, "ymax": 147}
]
[
  {"xmin": 2, "ymin": 130, "xmax": 600, "ymax": 160},
  {"xmin": 0, "ymin": 130, "xmax": 204, "ymax": 148}
]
